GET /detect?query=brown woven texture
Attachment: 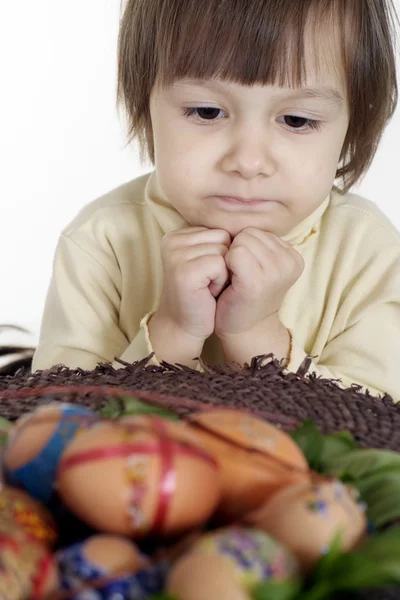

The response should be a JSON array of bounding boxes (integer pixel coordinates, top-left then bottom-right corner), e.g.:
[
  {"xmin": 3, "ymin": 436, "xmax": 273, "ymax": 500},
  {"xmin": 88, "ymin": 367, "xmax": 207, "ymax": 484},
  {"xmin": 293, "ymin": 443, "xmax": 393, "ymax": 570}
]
[
  {"xmin": 0, "ymin": 353, "xmax": 398, "ymax": 451},
  {"xmin": 0, "ymin": 353, "xmax": 399, "ymax": 600}
]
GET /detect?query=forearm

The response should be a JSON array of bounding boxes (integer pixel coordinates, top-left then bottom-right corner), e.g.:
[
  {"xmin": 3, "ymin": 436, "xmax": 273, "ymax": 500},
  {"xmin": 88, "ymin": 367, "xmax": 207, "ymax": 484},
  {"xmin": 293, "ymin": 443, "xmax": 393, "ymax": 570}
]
[
  {"xmin": 218, "ymin": 314, "xmax": 291, "ymax": 367},
  {"xmin": 148, "ymin": 312, "xmax": 205, "ymax": 368}
]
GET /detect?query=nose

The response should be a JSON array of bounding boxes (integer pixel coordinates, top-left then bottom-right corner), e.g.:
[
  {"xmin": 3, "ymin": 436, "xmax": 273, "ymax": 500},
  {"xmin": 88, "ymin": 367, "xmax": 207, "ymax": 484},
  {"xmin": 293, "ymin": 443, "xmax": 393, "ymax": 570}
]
[{"xmin": 220, "ymin": 125, "xmax": 277, "ymax": 179}]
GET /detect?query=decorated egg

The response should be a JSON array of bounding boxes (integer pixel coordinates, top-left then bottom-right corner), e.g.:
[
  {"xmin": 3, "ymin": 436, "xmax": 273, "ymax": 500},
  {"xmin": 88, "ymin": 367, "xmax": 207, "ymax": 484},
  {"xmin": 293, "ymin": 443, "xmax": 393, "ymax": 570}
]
[
  {"xmin": 57, "ymin": 534, "xmax": 167, "ymax": 599},
  {"xmin": 56, "ymin": 420, "xmax": 221, "ymax": 537},
  {"xmin": 119, "ymin": 414, "xmax": 212, "ymax": 452},
  {"xmin": 187, "ymin": 408, "xmax": 310, "ymax": 517},
  {"xmin": 246, "ymin": 480, "xmax": 367, "ymax": 569},
  {"xmin": 4, "ymin": 402, "xmax": 98, "ymax": 503},
  {"xmin": 0, "ymin": 485, "xmax": 57, "ymax": 548},
  {"xmin": 167, "ymin": 552, "xmax": 251, "ymax": 600},
  {"xmin": 0, "ymin": 527, "xmax": 59, "ymax": 599},
  {"xmin": 188, "ymin": 526, "xmax": 299, "ymax": 585}
]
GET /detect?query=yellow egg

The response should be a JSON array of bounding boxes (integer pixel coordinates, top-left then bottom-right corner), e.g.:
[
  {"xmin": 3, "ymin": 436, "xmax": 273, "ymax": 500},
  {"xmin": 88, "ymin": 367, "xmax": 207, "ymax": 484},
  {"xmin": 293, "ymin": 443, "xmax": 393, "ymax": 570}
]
[
  {"xmin": 0, "ymin": 485, "xmax": 57, "ymax": 548},
  {"xmin": 246, "ymin": 480, "xmax": 367, "ymax": 569},
  {"xmin": 188, "ymin": 527, "xmax": 300, "ymax": 586},
  {"xmin": 56, "ymin": 420, "xmax": 221, "ymax": 537},
  {"xmin": 0, "ymin": 527, "xmax": 59, "ymax": 599},
  {"xmin": 187, "ymin": 408, "xmax": 310, "ymax": 518},
  {"xmin": 167, "ymin": 553, "xmax": 251, "ymax": 600}
]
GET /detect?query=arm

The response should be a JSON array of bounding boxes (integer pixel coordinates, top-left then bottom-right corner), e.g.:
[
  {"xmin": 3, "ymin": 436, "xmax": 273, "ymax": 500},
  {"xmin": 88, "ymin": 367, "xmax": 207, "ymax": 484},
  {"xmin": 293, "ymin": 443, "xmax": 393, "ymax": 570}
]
[{"xmin": 32, "ymin": 234, "xmax": 154, "ymax": 372}]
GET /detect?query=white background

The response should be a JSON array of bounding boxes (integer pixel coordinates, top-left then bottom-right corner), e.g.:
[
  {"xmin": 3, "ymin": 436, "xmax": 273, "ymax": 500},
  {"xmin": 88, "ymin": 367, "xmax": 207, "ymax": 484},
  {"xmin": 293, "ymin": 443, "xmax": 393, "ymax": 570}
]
[{"xmin": 1, "ymin": 0, "xmax": 399, "ymax": 349}]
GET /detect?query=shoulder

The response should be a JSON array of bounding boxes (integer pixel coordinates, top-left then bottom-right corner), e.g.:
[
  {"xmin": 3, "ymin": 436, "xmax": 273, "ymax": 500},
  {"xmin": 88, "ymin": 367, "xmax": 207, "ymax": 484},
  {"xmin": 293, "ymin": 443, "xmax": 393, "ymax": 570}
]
[
  {"xmin": 61, "ymin": 172, "xmax": 153, "ymax": 238},
  {"xmin": 328, "ymin": 189, "xmax": 400, "ymax": 241},
  {"xmin": 324, "ymin": 189, "xmax": 400, "ymax": 246}
]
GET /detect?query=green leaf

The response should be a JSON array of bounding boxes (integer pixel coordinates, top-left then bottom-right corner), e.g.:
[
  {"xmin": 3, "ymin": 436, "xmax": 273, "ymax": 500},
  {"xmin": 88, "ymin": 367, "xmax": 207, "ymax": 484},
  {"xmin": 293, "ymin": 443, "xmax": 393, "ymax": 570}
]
[
  {"xmin": 99, "ymin": 396, "xmax": 179, "ymax": 420},
  {"xmin": 290, "ymin": 421, "xmax": 357, "ymax": 473},
  {"xmin": 355, "ymin": 525, "xmax": 400, "ymax": 562},
  {"xmin": 302, "ymin": 528, "xmax": 400, "ymax": 596},
  {"xmin": 0, "ymin": 416, "xmax": 12, "ymax": 447},
  {"xmin": 251, "ymin": 579, "xmax": 303, "ymax": 600},
  {"xmin": 324, "ymin": 448, "xmax": 400, "ymax": 482},
  {"xmin": 308, "ymin": 533, "xmax": 344, "ymax": 582},
  {"xmin": 356, "ymin": 471, "xmax": 400, "ymax": 527},
  {"xmin": 290, "ymin": 421, "xmax": 325, "ymax": 471}
]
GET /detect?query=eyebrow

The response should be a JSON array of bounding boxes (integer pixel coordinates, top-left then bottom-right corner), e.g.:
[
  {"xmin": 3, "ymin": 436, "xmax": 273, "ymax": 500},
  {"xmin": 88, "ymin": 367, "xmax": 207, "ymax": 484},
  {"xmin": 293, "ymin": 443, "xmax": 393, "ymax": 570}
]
[{"xmin": 173, "ymin": 78, "xmax": 344, "ymax": 105}]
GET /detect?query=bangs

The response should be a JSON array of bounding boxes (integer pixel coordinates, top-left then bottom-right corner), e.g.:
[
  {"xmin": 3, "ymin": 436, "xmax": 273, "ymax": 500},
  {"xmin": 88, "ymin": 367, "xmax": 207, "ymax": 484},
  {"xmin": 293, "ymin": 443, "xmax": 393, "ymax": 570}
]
[{"xmin": 153, "ymin": 0, "xmax": 348, "ymax": 91}]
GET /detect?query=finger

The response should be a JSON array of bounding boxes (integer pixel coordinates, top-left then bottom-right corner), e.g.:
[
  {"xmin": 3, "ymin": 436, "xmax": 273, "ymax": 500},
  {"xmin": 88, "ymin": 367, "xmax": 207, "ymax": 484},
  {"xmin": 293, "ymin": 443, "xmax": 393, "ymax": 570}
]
[
  {"xmin": 233, "ymin": 228, "xmax": 299, "ymax": 269},
  {"xmin": 172, "ymin": 243, "xmax": 230, "ymax": 263},
  {"xmin": 185, "ymin": 255, "xmax": 230, "ymax": 295},
  {"xmin": 167, "ymin": 228, "xmax": 232, "ymax": 248},
  {"xmin": 230, "ymin": 230, "xmax": 277, "ymax": 270},
  {"xmin": 224, "ymin": 245, "xmax": 263, "ymax": 289}
]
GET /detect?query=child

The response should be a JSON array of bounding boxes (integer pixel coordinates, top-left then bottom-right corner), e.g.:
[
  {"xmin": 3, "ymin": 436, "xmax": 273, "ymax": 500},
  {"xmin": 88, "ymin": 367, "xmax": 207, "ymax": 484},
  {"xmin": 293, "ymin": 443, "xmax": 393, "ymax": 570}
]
[{"xmin": 32, "ymin": 0, "xmax": 400, "ymax": 402}]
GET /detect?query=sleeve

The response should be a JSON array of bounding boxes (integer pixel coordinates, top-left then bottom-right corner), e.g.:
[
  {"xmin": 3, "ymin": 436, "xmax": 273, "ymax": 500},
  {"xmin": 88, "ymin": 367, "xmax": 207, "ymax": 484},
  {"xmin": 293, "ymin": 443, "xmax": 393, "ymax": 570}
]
[
  {"xmin": 32, "ymin": 234, "xmax": 158, "ymax": 372},
  {"xmin": 285, "ymin": 285, "xmax": 400, "ymax": 404}
]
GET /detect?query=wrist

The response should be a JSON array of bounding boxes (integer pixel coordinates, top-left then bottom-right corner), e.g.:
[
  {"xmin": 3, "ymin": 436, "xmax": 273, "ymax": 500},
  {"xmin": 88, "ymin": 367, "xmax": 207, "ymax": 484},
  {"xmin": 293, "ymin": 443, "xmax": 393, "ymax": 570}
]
[
  {"xmin": 148, "ymin": 312, "xmax": 206, "ymax": 367},
  {"xmin": 219, "ymin": 314, "xmax": 291, "ymax": 367}
]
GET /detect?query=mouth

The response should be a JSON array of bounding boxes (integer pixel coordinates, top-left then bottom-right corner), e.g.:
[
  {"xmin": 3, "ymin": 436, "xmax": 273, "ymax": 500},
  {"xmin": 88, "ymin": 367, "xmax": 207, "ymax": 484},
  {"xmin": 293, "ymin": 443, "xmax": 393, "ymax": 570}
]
[{"xmin": 216, "ymin": 196, "xmax": 271, "ymax": 206}]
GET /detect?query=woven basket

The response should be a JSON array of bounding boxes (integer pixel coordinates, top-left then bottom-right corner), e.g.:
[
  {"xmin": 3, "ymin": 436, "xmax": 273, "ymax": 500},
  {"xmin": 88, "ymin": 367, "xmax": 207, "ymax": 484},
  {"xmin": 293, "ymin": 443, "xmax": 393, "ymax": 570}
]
[{"xmin": 1, "ymin": 352, "xmax": 399, "ymax": 600}]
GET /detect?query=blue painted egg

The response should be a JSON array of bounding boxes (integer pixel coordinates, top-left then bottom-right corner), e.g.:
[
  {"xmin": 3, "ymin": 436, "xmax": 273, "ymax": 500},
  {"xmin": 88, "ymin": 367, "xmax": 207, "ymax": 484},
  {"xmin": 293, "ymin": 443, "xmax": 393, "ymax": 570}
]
[
  {"xmin": 4, "ymin": 402, "xmax": 97, "ymax": 503},
  {"xmin": 57, "ymin": 534, "xmax": 167, "ymax": 600}
]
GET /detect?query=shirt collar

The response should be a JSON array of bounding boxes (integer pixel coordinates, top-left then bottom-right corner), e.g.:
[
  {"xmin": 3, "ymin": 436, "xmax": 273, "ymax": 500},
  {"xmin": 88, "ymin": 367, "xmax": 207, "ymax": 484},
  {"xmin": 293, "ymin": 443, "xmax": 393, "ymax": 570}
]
[{"xmin": 145, "ymin": 169, "xmax": 330, "ymax": 248}]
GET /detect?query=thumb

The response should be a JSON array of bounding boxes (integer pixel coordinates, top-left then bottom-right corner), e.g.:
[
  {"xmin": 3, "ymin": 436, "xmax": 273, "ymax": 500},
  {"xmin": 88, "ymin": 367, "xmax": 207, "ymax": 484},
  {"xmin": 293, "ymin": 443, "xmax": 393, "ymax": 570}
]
[{"xmin": 209, "ymin": 270, "xmax": 231, "ymax": 298}]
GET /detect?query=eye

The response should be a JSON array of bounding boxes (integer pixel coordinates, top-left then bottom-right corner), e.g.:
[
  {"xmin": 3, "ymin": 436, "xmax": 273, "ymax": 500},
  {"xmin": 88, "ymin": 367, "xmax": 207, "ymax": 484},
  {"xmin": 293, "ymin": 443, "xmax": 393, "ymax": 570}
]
[
  {"xmin": 181, "ymin": 107, "xmax": 322, "ymax": 134},
  {"xmin": 279, "ymin": 115, "xmax": 322, "ymax": 133},
  {"xmin": 181, "ymin": 107, "xmax": 226, "ymax": 124}
]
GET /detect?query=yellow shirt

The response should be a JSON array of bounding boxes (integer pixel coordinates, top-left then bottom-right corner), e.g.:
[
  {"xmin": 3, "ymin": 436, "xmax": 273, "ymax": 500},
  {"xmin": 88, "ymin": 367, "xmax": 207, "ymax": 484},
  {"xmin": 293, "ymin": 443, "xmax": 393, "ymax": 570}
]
[{"xmin": 32, "ymin": 171, "xmax": 400, "ymax": 402}]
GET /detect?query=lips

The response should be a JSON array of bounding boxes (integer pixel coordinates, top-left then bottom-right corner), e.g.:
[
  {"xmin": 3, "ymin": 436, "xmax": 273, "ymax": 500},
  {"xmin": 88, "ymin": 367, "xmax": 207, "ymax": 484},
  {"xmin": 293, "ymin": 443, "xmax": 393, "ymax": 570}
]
[
  {"xmin": 220, "ymin": 196, "xmax": 268, "ymax": 203},
  {"xmin": 217, "ymin": 196, "xmax": 269, "ymax": 206}
]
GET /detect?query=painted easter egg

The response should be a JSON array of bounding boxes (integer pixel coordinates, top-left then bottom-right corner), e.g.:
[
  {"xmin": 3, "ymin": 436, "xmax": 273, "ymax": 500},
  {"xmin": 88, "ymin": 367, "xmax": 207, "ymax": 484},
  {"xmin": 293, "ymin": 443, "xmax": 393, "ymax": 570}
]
[
  {"xmin": 4, "ymin": 402, "xmax": 98, "ymax": 504},
  {"xmin": 246, "ymin": 480, "xmax": 367, "ymax": 569},
  {"xmin": 57, "ymin": 534, "xmax": 167, "ymax": 599},
  {"xmin": 56, "ymin": 420, "xmax": 221, "ymax": 537},
  {"xmin": 0, "ymin": 527, "xmax": 59, "ymax": 599},
  {"xmin": 167, "ymin": 552, "xmax": 252, "ymax": 600},
  {"xmin": 0, "ymin": 485, "xmax": 57, "ymax": 548},
  {"xmin": 187, "ymin": 408, "xmax": 310, "ymax": 517},
  {"xmin": 188, "ymin": 526, "xmax": 300, "ymax": 586}
]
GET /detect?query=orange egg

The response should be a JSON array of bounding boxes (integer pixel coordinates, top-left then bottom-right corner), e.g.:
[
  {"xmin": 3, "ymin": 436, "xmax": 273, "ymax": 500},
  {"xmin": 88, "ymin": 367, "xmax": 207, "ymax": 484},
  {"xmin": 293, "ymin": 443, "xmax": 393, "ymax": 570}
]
[
  {"xmin": 0, "ymin": 527, "xmax": 60, "ymax": 599},
  {"xmin": 0, "ymin": 485, "xmax": 57, "ymax": 548},
  {"xmin": 187, "ymin": 409, "xmax": 310, "ymax": 518},
  {"xmin": 119, "ymin": 414, "xmax": 209, "ymax": 449},
  {"xmin": 56, "ymin": 420, "xmax": 221, "ymax": 537},
  {"xmin": 167, "ymin": 552, "xmax": 251, "ymax": 600},
  {"xmin": 246, "ymin": 480, "xmax": 368, "ymax": 570}
]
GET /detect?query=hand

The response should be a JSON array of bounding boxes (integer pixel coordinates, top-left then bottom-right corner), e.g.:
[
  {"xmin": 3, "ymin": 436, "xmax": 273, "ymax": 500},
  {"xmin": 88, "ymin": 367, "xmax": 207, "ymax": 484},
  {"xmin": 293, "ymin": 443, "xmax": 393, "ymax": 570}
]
[
  {"xmin": 215, "ymin": 227, "xmax": 304, "ymax": 340},
  {"xmin": 154, "ymin": 227, "xmax": 231, "ymax": 341}
]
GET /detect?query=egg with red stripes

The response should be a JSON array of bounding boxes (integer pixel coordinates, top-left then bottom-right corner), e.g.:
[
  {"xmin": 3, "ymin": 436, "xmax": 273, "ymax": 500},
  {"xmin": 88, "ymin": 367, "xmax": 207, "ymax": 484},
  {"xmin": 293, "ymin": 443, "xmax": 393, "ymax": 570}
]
[
  {"xmin": 55, "ymin": 419, "xmax": 221, "ymax": 537},
  {"xmin": 0, "ymin": 527, "xmax": 59, "ymax": 599}
]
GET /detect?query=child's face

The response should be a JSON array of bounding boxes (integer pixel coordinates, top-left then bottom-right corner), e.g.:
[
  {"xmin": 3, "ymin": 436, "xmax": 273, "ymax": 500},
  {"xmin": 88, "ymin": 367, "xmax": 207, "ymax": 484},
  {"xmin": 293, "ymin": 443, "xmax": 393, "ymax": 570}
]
[{"xmin": 149, "ymin": 61, "xmax": 349, "ymax": 237}]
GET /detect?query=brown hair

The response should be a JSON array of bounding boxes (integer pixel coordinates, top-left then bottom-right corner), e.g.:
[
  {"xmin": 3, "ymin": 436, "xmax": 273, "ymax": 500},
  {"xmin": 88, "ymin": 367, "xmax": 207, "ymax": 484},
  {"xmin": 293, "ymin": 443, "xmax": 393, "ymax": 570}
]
[{"xmin": 116, "ymin": 0, "xmax": 399, "ymax": 194}]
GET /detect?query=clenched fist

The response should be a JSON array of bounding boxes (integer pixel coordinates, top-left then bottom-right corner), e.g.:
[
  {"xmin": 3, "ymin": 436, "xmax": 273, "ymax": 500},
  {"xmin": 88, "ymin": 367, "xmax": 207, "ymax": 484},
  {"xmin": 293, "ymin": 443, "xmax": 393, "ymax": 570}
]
[
  {"xmin": 154, "ymin": 227, "xmax": 232, "ymax": 341},
  {"xmin": 215, "ymin": 227, "xmax": 305, "ymax": 340}
]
